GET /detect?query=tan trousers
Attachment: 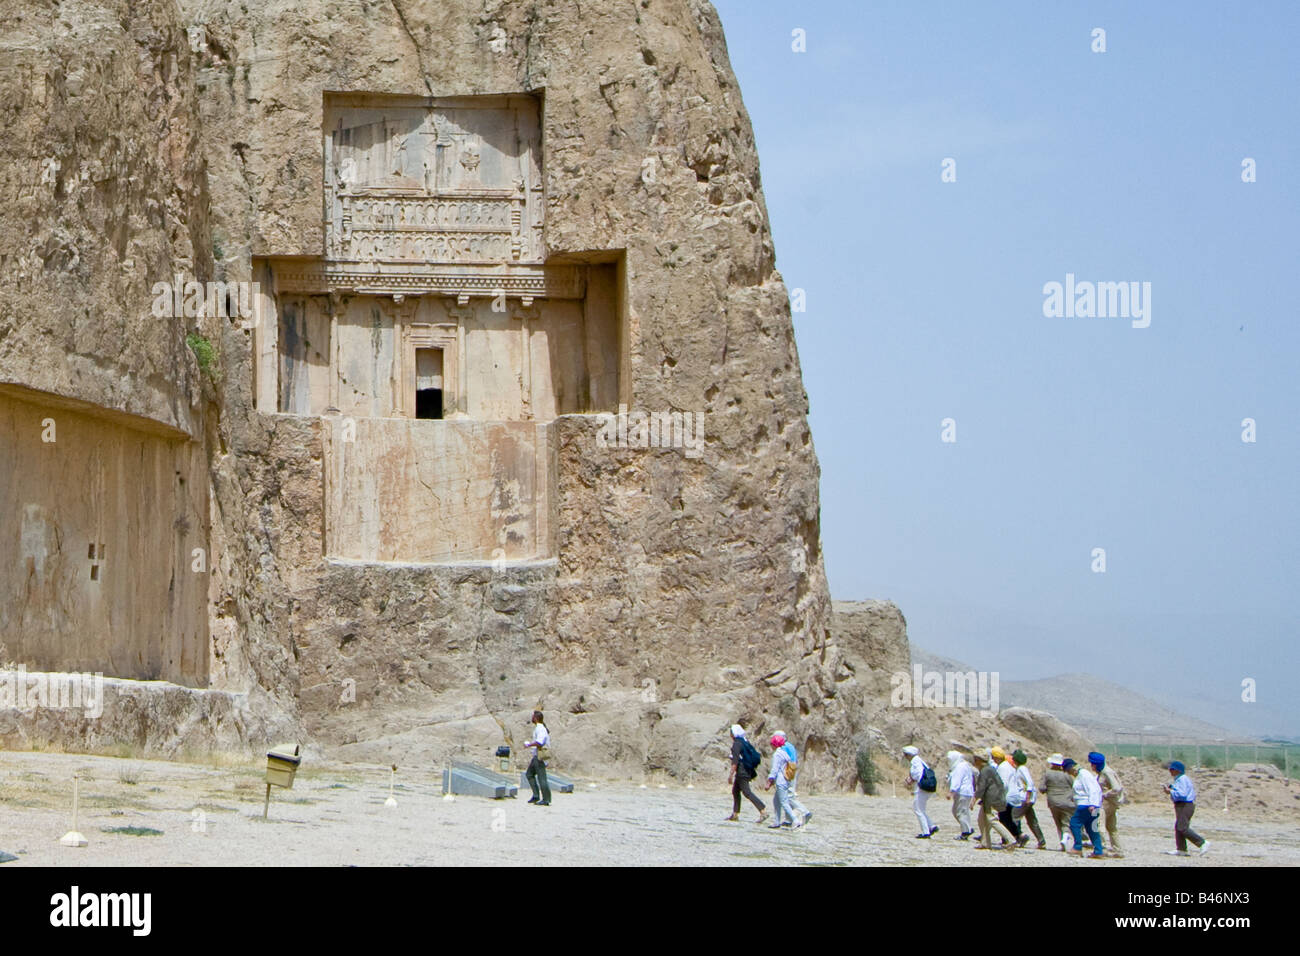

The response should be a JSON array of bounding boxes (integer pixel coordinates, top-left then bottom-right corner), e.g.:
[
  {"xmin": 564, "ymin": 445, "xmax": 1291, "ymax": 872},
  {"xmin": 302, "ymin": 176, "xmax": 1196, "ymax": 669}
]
[
  {"xmin": 1102, "ymin": 798, "xmax": 1121, "ymax": 850},
  {"xmin": 1049, "ymin": 804, "xmax": 1073, "ymax": 844},
  {"xmin": 978, "ymin": 804, "xmax": 1014, "ymax": 846}
]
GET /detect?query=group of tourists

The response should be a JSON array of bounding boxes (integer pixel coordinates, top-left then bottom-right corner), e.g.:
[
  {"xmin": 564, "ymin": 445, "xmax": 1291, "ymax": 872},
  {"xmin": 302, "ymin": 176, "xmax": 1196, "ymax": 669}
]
[
  {"xmin": 726, "ymin": 725, "xmax": 813, "ymax": 829},
  {"xmin": 905, "ymin": 745, "xmax": 1210, "ymax": 858},
  {"xmin": 545, "ymin": 716, "xmax": 1212, "ymax": 859}
]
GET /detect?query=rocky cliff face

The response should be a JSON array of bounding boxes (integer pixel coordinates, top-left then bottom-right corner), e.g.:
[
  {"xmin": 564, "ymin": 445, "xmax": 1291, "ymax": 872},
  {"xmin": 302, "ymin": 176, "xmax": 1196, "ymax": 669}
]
[
  {"xmin": 831, "ymin": 601, "xmax": 1096, "ymax": 787},
  {"xmin": 0, "ymin": 0, "xmax": 891, "ymax": 784}
]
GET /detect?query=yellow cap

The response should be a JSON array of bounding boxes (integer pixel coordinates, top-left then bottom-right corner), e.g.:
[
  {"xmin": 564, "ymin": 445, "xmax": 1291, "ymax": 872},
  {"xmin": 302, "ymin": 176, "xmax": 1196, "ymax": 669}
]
[{"xmin": 991, "ymin": 746, "xmax": 1006, "ymax": 760}]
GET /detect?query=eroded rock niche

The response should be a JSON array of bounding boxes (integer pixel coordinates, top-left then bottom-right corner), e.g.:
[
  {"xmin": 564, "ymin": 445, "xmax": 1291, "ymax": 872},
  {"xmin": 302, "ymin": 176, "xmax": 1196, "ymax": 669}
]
[
  {"xmin": 253, "ymin": 93, "xmax": 624, "ymax": 564},
  {"xmin": 0, "ymin": 387, "xmax": 208, "ymax": 684}
]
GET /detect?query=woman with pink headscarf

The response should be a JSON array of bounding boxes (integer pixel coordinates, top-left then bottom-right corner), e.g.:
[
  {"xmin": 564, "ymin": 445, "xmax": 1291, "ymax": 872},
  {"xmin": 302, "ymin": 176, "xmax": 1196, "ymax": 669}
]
[{"xmin": 765, "ymin": 732, "xmax": 812, "ymax": 829}]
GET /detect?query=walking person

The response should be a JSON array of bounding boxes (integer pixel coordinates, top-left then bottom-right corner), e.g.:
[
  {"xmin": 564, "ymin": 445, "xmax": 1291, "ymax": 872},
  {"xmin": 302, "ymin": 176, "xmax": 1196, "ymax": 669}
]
[
  {"xmin": 764, "ymin": 732, "xmax": 811, "ymax": 829},
  {"xmin": 1062, "ymin": 758, "xmax": 1104, "ymax": 858},
  {"xmin": 946, "ymin": 750, "xmax": 975, "ymax": 840},
  {"xmin": 993, "ymin": 747, "xmax": 1027, "ymax": 846},
  {"xmin": 971, "ymin": 749, "xmax": 1015, "ymax": 850},
  {"xmin": 1012, "ymin": 750, "xmax": 1047, "ymax": 849},
  {"xmin": 904, "ymin": 746, "xmax": 939, "ymax": 838},
  {"xmin": 523, "ymin": 710, "xmax": 551, "ymax": 806},
  {"xmin": 1163, "ymin": 761, "xmax": 1209, "ymax": 857},
  {"xmin": 1042, "ymin": 754, "xmax": 1075, "ymax": 850},
  {"xmin": 725, "ymin": 724, "xmax": 768, "ymax": 824},
  {"xmin": 1090, "ymin": 752, "xmax": 1125, "ymax": 858}
]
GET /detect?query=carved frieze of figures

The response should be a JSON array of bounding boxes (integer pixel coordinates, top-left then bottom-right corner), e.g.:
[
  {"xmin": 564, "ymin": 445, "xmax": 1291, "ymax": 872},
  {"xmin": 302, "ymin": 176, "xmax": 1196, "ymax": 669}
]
[{"xmin": 324, "ymin": 93, "xmax": 543, "ymax": 268}]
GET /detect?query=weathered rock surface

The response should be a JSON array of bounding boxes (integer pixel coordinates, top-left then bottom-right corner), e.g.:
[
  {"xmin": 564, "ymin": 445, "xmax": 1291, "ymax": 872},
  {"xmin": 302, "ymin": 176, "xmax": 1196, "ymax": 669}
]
[
  {"xmin": 0, "ymin": 670, "xmax": 294, "ymax": 758},
  {"xmin": 1, "ymin": 1, "xmax": 878, "ymax": 780},
  {"xmin": 830, "ymin": 601, "xmax": 1097, "ymax": 789}
]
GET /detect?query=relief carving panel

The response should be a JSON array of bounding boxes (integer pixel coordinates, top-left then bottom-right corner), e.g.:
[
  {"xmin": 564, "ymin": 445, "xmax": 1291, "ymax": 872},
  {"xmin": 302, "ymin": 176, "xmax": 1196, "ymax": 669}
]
[{"xmin": 325, "ymin": 94, "xmax": 543, "ymax": 265}]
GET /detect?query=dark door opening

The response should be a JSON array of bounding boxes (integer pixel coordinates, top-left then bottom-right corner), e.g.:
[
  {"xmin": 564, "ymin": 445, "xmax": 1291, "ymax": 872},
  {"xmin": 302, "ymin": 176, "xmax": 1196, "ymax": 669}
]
[
  {"xmin": 416, "ymin": 387, "xmax": 443, "ymax": 419},
  {"xmin": 415, "ymin": 347, "xmax": 445, "ymax": 420}
]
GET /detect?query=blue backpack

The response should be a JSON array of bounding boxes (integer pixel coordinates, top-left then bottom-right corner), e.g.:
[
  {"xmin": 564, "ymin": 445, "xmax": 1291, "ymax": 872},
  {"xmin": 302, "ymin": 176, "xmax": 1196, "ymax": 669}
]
[
  {"xmin": 919, "ymin": 764, "xmax": 937, "ymax": 792},
  {"xmin": 739, "ymin": 739, "xmax": 762, "ymax": 774}
]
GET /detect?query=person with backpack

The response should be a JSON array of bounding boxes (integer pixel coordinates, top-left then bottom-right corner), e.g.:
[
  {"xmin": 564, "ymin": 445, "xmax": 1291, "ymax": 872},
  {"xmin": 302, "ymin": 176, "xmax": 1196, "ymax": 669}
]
[
  {"xmin": 903, "ymin": 746, "xmax": 939, "ymax": 838},
  {"xmin": 764, "ymin": 731, "xmax": 811, "ymax": 829},
  {"xmin": 1011, "ymin": 750, "xmax": 1047, "ymax": 849},
  {"xmin": 725, "ymin": 724, "xmax": 768, "ymax": 824},
  {"xmin": 946, "ymin": 750, "xmax": 976, "ymax": 840},
  {"xmin": 971, "ymin": 749, "xmax": 1016, "ymax": 850}
]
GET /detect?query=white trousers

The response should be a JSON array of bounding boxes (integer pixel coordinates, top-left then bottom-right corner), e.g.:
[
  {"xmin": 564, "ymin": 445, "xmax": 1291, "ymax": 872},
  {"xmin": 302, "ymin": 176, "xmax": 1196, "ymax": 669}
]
[{"xmin": 913, "ymin": 790, "xmax": 934, "ymax": 834}]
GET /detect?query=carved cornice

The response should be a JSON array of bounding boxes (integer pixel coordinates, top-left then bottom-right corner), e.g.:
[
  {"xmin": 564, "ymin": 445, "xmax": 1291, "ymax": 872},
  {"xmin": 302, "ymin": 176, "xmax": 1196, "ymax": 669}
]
[{"xmin": 266, "ymin": 259, "xmax": 586, "ymax": 301}]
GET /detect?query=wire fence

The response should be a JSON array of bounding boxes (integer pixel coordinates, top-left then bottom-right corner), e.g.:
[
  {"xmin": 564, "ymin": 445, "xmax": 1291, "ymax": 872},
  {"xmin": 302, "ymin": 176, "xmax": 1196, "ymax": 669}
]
[{"xmin": 1103, "ymin": 732, "xmax": 1297, "ymax": 780}]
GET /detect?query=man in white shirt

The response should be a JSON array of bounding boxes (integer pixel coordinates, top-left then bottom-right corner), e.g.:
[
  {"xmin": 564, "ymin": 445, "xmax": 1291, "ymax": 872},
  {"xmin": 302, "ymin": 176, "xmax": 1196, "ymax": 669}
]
[
  {"xmin": 904, "ymin": 746, "xmax": 938, "ymax": 838},
  {"xmin": 993, "ymin": 747, "xmax": 1027, "ymax": 846},
  {"xmin": 1062, "ymin": 757, "xmax": 1104, "ymax": 858},
  {"xmin": 523, "ymin": 710, "xmax": 551, "ymax": 806},
  {"xmin": 946, "ymin": 751, "xmax": 975, "ymax": 839},
  {"xmin": 1011, "ymin": 750, "xmax": 1047, "ymax": 849}
]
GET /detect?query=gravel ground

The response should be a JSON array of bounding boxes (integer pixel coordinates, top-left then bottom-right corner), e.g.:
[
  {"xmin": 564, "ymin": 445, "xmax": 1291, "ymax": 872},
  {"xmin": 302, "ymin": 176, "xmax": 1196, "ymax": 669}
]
[{"xmin": 2, "ymin": 751, "xmax": 1297, "ymax": 866}]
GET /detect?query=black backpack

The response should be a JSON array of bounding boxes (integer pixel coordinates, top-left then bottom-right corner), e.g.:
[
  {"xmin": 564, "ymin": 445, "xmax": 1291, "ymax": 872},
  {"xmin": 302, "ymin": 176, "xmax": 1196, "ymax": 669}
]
[
  {"xmin": 739, "ymin": 739, "xmax": 762, "ymax": 774},
  {"xmin": 919, "ymin": 764, "xmax": 937, "ymax": 792}
]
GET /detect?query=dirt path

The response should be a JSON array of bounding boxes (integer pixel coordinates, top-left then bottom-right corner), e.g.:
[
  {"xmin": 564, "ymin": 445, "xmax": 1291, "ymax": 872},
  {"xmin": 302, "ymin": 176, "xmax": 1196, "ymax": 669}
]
[{"xmin": 2, "ymin": 752, "xmax": 1296, "ymax": 866}]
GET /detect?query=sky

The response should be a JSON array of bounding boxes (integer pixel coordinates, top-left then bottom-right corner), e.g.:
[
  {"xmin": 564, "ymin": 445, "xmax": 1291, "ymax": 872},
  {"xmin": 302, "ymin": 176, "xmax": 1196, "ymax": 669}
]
[{"xmin": 711, "ymin": 1, "xmax": 1300, "ymax": 737}]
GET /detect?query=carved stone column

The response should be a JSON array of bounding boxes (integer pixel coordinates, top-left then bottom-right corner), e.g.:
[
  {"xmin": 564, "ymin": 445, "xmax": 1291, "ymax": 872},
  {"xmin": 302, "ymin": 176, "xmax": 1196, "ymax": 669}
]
[
  {"xmin": 510, "ymin": 299, "xmax": 540, "ymax": 419},
  {"xmin": 392, "ymin": 295, "xmax": 420, "ymax": 417},
  {"xmin": 443, "ymin": 297, "xmax": 475, "ymax": 416},
  {"xmin": 326, "ymin": 292, "xmax": 344, "ymax": 413}
]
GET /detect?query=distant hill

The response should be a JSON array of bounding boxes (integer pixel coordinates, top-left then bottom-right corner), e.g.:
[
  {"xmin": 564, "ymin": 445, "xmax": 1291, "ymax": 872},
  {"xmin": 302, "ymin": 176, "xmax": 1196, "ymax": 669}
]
[{"xmin": 910, "ymin": 647, "xmax": 1245, "ymax": 741}]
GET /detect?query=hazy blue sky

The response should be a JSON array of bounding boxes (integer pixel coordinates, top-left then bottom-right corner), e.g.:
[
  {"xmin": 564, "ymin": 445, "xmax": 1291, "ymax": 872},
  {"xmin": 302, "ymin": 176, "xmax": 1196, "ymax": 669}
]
[{"xmin": 712, "ymin": 1, "xmax": 1299, "ymax": 736}]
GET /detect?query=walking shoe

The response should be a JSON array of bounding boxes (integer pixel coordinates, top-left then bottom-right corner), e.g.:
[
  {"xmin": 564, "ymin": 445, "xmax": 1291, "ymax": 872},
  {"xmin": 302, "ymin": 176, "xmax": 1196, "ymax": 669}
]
[
  {"xmin": 1164, "ymin": 849, "xmax": 1190, "ymax": 856},
  {"xmin": 954, "ymin": 832, "xmax": 971, "ymax": 841},
  {"xmin": 768, "ymin": 823, "xmax": 784, "ymax": 829},
  {"xmin": 756, "ymin": 810, "xmax": 769, "ymax": 824},
  {"xmin": 1016, "ymin": 834, "xmax": 1031, "ymax": 848},
  {"xmin": 915, "ymin": 832, "xmax": 931, "ymax": 839},
  {"xmin": 536, "ymin": 801, "xmax": 550, "ymax": 806},
  {"xmin": 1090, "ymin": 851, "xmax": 1104, "ymax": 858},
  {"xmin": 1037, "ymin": 842, "xmax": 1048, "ymax": 850},
  {"xmin": 803, "ymin": 811, "xmax": 813, "ymax": 825},
  {"xmin": 929, "ymin": 825, "xmax": 939, "ymax": 836},
  {"xmin": 527, "ymin": 797, "xmax": 539, "ymax": 804},
  {"xmin": 724, "ymin": 813, "xmax": 739, "ymax": 822},
  {"xmin": 1198, "ymin": 841, "xmax": 1211, "ymax": 856},
  {"xmin": 780, "ymin": 822, "xmax": 793, "ymax": 828}
]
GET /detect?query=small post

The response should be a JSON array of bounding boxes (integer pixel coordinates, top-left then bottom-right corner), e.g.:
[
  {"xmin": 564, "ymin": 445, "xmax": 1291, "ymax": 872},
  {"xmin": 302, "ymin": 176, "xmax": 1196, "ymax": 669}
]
[
  {"xmin": 385, "ymin": 764, "xmax": 397, "ymax": 807},
  {"xmin": 263, "ymin": 782, "xmax": 271, "ymax": 820},
  {"xmin": 1139, "ymin": 732, "xmax": 1144, "ymax": 760},
  {"xmin": 60, "ymin": 773, "xmax": 88, "ymax": 847}
]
